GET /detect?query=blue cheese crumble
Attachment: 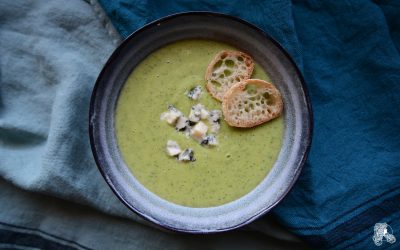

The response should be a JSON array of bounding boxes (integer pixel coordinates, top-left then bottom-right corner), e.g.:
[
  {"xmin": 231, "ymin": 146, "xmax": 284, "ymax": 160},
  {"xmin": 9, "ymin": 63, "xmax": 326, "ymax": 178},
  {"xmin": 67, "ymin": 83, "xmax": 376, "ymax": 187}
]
[
  {"xmin": 201, "ymin": 134, "xmax": 218, "ymax": 146},
  {"xmin": 208, "ymin": 110, "xmax": 222, "ymax": 133},
  {"xmin": 161, "ymin": 99, "xmax": 223, "ymax": 161},
  {"xmin": 166, "ymin": 140, "xmax": 182, "ymax": 156},
  {"xmin": 187, "ymin": 85, "xmax": 202, "ymax": 100},
  {"xmin": 190, "ymin": 121, "xmax": 208, "ymax": 142},
  {"xmin": 175, "ymin": 116, "xmax": 190, "ymax": 132},
  {"xmin": 188, "ymin": 103, "xmax": 204, "ymax": 123},
  {"xmin": 178, "ymin": 148, "xmax": 196, "ymax": 162},
  {"xmin": 160, "ymin": 105, "xmax": 183, "ymax": 125}
]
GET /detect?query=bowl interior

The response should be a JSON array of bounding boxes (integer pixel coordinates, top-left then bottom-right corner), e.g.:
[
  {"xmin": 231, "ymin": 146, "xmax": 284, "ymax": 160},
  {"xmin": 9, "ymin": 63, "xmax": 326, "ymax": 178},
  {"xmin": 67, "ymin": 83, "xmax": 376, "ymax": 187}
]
[{"xmin": 89, "ymin": 12, "xmax": 312, "ymax": 233}]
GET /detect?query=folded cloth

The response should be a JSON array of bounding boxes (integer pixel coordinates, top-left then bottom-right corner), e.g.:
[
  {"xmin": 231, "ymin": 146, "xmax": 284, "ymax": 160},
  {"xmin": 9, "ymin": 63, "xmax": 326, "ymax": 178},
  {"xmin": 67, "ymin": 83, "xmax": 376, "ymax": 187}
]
[
  {"xmin": 98, "ymin": 0, "xmax": 400, "ymax": 249},
  {"xmin": 0, "ymin": 0, "xmax": 135, "ymax": 219},
  {"xmin": 0, "ymin": 179, "xmax": 308, "ymax": 249},
  {"xmin": 0, "ymin": 0, "xmax": 309, "ymax": 249}
]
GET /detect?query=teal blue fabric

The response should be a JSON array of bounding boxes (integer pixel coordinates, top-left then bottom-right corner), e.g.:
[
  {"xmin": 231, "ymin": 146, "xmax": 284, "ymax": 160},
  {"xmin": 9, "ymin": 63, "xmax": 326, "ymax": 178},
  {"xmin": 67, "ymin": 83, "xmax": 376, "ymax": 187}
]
[
  {"xmin": 0, "ymin": 0, "xmax": 309, "ymax": 249},
  {"xmin": 98, "ymin": 0, "xmax": 400, "ymax": 249}
]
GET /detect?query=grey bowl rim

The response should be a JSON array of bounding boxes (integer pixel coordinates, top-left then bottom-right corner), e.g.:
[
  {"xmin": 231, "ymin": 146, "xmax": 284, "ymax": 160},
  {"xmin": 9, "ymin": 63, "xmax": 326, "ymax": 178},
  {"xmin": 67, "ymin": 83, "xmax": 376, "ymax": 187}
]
[{"xmin": 89, "ymin": 11, "xmax": 313, "ymax": 234}]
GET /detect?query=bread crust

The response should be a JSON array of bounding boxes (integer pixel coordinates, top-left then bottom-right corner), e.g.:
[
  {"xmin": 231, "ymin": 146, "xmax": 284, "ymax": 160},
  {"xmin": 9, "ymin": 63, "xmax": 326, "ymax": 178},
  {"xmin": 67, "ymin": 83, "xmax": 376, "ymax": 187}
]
[
  {"xmin": 222, "ymin": 79, "xmax": 283, "ymax": 128},
  {"xmin": 205, "ymin": 50, "xmax": 254, "ymax": 101}
]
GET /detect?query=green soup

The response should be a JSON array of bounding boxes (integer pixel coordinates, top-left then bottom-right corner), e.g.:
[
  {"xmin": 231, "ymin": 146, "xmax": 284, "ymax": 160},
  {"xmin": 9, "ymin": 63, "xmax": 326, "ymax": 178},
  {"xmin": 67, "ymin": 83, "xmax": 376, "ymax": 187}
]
[{"xmin": 115, "ymin": 40, "xmax": 283, "ymax": 207}]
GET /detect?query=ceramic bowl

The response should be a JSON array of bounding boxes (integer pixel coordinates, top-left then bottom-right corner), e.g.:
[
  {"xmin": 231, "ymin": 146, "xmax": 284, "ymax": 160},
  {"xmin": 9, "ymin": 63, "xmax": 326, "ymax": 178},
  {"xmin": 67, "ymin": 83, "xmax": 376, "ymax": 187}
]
[{"xmin": 89, "ymin": 12, "xmax": 312, "ymax": 233}]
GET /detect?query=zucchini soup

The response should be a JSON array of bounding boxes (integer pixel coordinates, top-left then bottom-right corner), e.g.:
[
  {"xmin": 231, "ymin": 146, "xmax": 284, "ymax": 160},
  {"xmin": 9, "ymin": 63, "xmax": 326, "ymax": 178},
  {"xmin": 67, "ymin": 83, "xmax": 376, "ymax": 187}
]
[{"xmin": 115, "ymin": 40, "xmax": 283, "ymax": 207}]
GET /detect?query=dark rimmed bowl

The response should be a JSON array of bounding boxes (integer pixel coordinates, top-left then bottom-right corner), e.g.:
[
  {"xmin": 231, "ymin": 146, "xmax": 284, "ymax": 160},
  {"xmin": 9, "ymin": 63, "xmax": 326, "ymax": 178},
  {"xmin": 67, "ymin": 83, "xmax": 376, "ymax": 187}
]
[{"xmin": 89, "ymin": 12, "xmax": 312, "ymax": 233}]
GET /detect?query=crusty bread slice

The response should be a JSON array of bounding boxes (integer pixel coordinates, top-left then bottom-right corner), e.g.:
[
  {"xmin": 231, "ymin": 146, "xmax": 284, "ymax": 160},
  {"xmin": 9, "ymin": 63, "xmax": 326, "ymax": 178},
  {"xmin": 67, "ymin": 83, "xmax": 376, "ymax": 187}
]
[
  {"xmin": 205, "ymin": 50, "xmax": 254, "ymax": 101},
  {"xmin": 222, "ymin": 79, "xmax": 283, "ymax": 128}
]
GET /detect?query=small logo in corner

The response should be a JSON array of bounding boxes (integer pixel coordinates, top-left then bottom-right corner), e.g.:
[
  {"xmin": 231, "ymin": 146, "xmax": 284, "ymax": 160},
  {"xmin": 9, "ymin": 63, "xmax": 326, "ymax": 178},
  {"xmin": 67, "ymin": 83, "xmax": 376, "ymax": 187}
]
[{"xmin": 373, "ymin": 223, "xmax": 396, "ymax": 246}]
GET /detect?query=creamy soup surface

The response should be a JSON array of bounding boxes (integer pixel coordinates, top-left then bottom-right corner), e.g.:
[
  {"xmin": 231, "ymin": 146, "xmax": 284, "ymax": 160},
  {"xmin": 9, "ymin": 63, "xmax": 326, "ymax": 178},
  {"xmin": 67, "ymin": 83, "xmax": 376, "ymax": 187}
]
[{"xmin": 115, "ymin": 40, "xmax": 283, "ymax": 207}]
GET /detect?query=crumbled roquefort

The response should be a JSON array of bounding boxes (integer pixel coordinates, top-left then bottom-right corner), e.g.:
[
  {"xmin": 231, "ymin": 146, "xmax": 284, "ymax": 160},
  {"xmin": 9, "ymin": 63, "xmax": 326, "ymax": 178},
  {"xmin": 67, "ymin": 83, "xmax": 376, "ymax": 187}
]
[
  {"xmin": 208, "ymin": 110, "xmax": 222, "ymax": 133},
  {"xmin": 200, "ymin": 108, "xmax": 209, "ymax": 120},
  {"xmin": 187, "ymin": 85, "xmax": 202, "ymax": 100},
  {"xmin": 166, "ymin": 140, "xmax": 182, "ymax": 156},
  {"xmin": 178, "ymin": 148, "xmax": 195, "ymax": 162},
  {"xmin": 188, "ymin": 104, "xmax": 203, "ymax": 123},
  {"xmin": 160, "ymin": 105, "xmax": 183, "ymax": 125},
  {"xmin": 201, "ymin": 134, "xmax": 218, "ymax": 146},
  {"xmin": 190, "ymin": 121, "xmax": 208, "ymax": 142},
  {"xmin": 208, "ymin": 110, "xmax": 222, "ymax": 123},
  {"xmin": 175, "ymin": 116, "xmax": 190, "ymax": 132},
  {"xmin": 161, "ymin": 102, "xmax": 222, "ymax": 162}
]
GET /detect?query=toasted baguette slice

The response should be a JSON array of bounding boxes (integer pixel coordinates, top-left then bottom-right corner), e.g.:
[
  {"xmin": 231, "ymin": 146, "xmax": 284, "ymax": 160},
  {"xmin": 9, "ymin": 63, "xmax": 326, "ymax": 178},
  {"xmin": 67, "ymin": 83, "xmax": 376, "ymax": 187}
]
[
  {"xmin": 205, "ymin": 50, "xmax": 254, "ymax": 101},
  {"xmin": 222, "ymin": 79, "xmax": 283, "ymax": 128}
]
